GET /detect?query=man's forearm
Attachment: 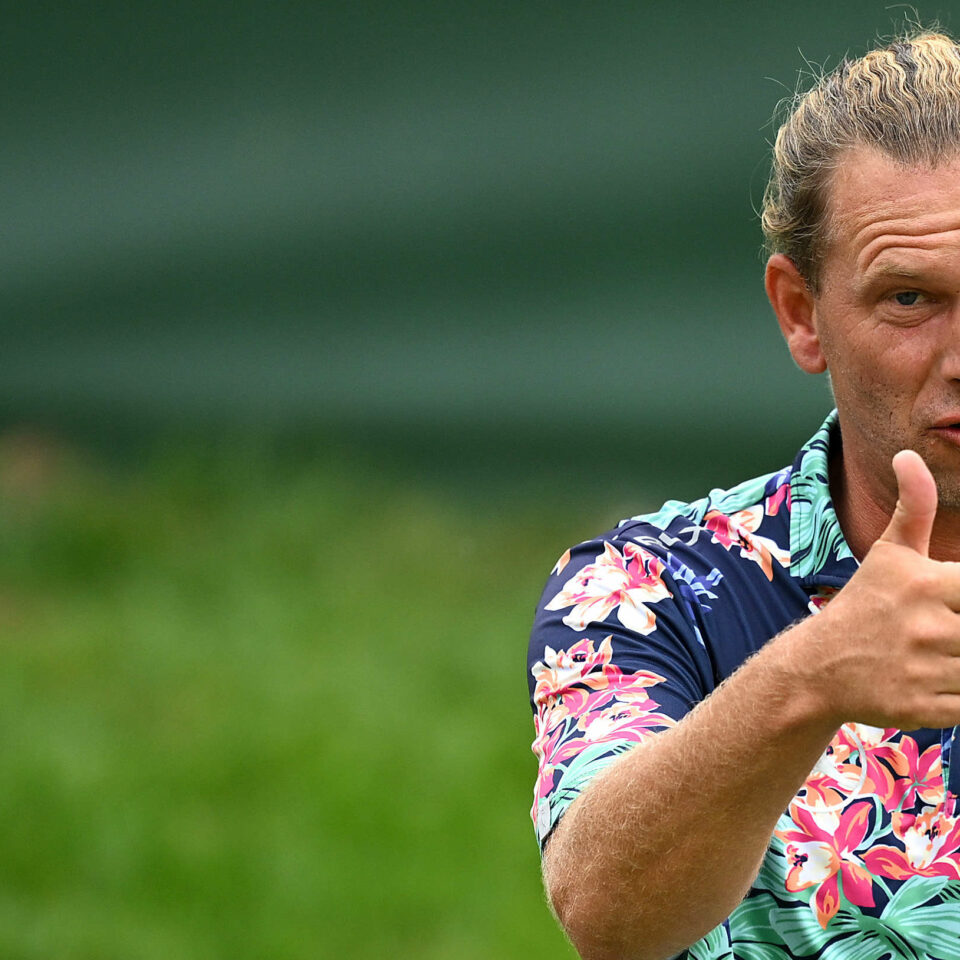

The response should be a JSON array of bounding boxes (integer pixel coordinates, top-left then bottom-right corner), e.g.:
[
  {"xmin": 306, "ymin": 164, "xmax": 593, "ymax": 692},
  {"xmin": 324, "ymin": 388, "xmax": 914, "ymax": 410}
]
[{"xmin": 543, "ymin": 616, "xmax": 839, "ymax": 960}]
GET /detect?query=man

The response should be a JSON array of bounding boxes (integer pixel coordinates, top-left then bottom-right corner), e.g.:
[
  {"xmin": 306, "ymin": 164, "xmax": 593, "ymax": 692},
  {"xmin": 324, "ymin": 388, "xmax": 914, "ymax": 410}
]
[{"xmin": 528, "ymin": 31, "xmax": 960, "ymax": 960}]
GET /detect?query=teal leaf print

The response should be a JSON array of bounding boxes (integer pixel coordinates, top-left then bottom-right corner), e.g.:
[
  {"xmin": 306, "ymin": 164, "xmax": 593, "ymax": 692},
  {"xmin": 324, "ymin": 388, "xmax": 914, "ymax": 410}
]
[
  {"xmin": 877, "ymin": 876, "xmax": 956, "ymax": 960},
  {"xmin": 821, "ymin": 931, "xmax": 897, "ymax": 960},
  {"xmin": 549, "ymin": 741, "xmax": 633, "ymax": 810},
  {"xmin": 709, "ymin": 470, "xmax": 782, "ymax": 516},
  {"xmin": 881, "ymin": 875, "xmax": 948, "ymax": 916},
  {"xmin": 789, "ymin": 412, "xmax": 854, "ymax": 577},
  {"xmin": 729, "ymin": 893, "xmax": 787, "ymax": 944},
  {"xmin": 753, "ymin": 831, "xmax": 814, "ymax": 904},
  {"xmin": 624, "ymin": 496, "xmax": 707, "ymax": 531},
  {"xmin": 890, "ymin": 904, "xmax": 960, "ymax": 959},
  {"xmin": 623, "ymin": 468, "xmax": 786, "ymax": 533},
  {"xmin": 688, "ymin": 923, "xmax": 732, "ymax": 959},
  {"xmin": 937, "ymin": 881, "xmax": 960, "ymax": 903},
  {"xmin": 768, "ymin": 903, "xmax": 832, "ymax": 955},
  {"xmin": 735, "ymin": 943, "xmax": 794, "ymax": 960},
  {"xmin": 761, "ymin": 883, "xmax": 959, "ymax": 960},
  {"xmin": 769, "ymin": 902, "xmax": 863, "ymax": 957}
]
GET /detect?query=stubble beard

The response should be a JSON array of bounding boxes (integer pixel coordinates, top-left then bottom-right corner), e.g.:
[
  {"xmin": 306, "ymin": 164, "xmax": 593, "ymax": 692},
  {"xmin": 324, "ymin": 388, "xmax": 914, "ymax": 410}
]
[{"xmin": 927, "ymin": 456, "xmax": 960, "ymax": 511}]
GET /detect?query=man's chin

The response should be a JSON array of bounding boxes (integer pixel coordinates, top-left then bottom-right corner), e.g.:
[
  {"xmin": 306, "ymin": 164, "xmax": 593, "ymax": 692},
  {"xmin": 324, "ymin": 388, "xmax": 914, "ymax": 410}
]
[
  {"xmin": 914, "ymin": 438, "xmax": 960, "ymax": 509},
  {"xmin": 931, "ymin": 475, "xmax": 960, "ymax": 511}
]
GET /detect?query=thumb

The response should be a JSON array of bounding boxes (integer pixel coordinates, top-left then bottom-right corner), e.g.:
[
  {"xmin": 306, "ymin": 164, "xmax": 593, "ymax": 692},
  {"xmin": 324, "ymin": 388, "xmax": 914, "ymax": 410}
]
[{"xmin": 879, "ymin": 449, "xmax": 938, "ymax": 555}]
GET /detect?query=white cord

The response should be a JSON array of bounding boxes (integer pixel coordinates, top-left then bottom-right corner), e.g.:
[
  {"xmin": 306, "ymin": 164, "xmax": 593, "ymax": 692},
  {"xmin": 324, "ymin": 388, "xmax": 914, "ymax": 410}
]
[{"xmin": 792, "ymin": 724, "xmax": 869, "ymax": 814}]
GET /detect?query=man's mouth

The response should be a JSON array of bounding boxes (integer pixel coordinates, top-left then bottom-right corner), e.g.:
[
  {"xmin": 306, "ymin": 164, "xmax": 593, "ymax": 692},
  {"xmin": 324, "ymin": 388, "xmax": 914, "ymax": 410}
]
[{"xmin": 930, "ymin": 419, "xmax": 960, "ymax": 444}]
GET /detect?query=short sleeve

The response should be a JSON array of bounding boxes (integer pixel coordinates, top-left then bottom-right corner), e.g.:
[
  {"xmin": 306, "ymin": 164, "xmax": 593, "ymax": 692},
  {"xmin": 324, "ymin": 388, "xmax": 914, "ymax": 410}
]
[{"xmin": 527, "ymin": 534, "xmax": 716, "ymax": 850}]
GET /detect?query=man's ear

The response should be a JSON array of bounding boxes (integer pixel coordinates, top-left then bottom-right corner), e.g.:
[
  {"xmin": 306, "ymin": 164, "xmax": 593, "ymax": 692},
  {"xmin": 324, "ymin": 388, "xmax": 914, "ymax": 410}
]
[{"xmin": 765, "ymin": 254, "xmax": 827, "ymax": 375}]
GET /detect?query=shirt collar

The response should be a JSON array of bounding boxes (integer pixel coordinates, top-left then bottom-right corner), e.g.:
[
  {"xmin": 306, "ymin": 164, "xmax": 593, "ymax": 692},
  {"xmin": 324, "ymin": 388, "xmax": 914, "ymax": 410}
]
[{"xmin": 788, "ymin": 409, "xmax": 858, "ymax": 586}]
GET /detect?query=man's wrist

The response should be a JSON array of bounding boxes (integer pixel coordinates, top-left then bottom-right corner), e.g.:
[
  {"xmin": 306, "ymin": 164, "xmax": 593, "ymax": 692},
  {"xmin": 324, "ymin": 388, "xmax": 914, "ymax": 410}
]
[{"xmin": 751, "ymin": 616, "xmax": 845, "ymax": 739}]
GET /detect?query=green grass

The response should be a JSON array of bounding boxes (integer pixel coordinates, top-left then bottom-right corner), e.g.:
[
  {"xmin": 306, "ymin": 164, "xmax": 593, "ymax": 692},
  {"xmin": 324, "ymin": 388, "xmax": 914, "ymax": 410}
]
[{"xmin": 0, "ymin": 434, "xmax": 611, "ymax": 958}]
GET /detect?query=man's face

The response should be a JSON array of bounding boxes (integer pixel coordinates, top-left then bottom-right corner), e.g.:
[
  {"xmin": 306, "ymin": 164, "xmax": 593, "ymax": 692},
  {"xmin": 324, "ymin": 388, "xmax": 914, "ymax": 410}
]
[{"xmin": 812, "ymin": 146, "xmax": 960, "ymax": 510}]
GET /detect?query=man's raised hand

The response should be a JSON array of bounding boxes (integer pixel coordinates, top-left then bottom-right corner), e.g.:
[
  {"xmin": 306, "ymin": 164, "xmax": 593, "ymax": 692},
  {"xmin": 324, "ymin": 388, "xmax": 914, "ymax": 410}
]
[{"xmin": 791, "ymin": 449, "xmax": 960, "ymax": 731}]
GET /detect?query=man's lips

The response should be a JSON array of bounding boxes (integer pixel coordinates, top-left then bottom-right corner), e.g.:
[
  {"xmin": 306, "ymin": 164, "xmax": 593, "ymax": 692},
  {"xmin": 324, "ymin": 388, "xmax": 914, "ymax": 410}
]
[{"xmin": 930, "ymin": 420, "xmax": 960, "ymax": 444}]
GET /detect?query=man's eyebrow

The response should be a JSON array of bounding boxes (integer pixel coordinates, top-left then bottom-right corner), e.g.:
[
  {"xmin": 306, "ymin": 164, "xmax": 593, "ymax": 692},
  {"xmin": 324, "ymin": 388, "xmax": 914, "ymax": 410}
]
[{"xmin": 862, "ymin": 263, "xmax": 925, "ymax": 282}]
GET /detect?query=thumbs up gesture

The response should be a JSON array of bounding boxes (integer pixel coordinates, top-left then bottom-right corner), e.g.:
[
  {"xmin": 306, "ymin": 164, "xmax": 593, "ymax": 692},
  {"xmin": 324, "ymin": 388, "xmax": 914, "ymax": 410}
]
[
  {"xmin": 879, "ymin": 450, "xmax": 939, "ymax": 556},
  {"xmin": 806, "ymin": 449, "xmax": 960, "ymax": 730}
]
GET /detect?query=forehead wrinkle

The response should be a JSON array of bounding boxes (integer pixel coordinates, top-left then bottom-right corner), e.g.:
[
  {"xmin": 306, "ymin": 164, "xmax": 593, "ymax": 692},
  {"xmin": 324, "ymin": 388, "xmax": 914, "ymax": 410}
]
[
  {"xmin": 818, "ymin": 149, "xmax": 960, "ymax": 288},
  {"xmin": 856, "ymin": 226, "xmax": 960, "ymax": 274}
]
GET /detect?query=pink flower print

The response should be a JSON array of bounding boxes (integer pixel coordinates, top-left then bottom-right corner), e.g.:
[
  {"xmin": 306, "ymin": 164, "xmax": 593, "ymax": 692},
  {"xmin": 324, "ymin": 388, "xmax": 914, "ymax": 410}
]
[
  {"xmin": 793, "ymin": 776, "xmax": 848, "ymax": 835},
  {"xmin": 545, "ymin": 676, "xmax": 673, "ymax": 765},
  {"xmin": 886, "ymin": 736, "xmax": 943, "ymax": 811},
  {"xmin": 798, "ymin": 724, "xmax": 896, "ymax": 806},
  {"xmin": 575, "ymin": 699, "xmax": 676, "ymax": 747},
  {"xmin": 552, "ymin": 548, "xmax": 571, "ymax": 576},
  {"xmin": 819, "ymin": 725, "xmax": 936, "ymax": 813},
  {"xmin": 845, "ymin": 725, "xmax": 900, "ymax": 750},
  {"xmin": 529, "ymin": 638, "xmax": 668, "ymax": 758},
  {"xmin": 863, "ymin": 806, "xmax": 960, "ymax": 880},
  {"xmin": 765, "ymin": 479, "xmax": 791, "ymax": 516},
  {"xmin": 532, "ymin": 760, "xmax": 556, "ymax": 805},
  {"xmin": 544, "ymin": 542, "xmax": 671, "ymax": 635},
  {"xmin": 530, "ymin": 721, "xmax": 565, "ymax": 817},
  {"xmin": 807, "ymin": 585, "xmax": 841, "ymax": 613},
  {"xmin": 828, "ymin": 725, "xmax": 907, "ymax": 811},
  {"xmin": 530, "ymin": 698, "xmax": 570, "ymax": 765},
  {"xmin": 529, "ymin": 666, "xmax": 672, "ymax": 825},
  {"xmin": 554, "ymin": 665, "xmax": 668, "ymax": 718},
  {"xmin": 531, "ymin": 636, "xmax": 615, "ymax": 702},
  {"xmin": 776, "ymin": 799, "xmax": 875, "ymax": 928},
  {"xmin": 530, "ymin": 636, "xmax": 670, "ymax": 749},
  {"xmin": 808, "ymin": 732, "xmax": 863, "ymax": 794},
  {"xmin": 703, "ymin": 506, "xmax": 790, "ymax": 580}
]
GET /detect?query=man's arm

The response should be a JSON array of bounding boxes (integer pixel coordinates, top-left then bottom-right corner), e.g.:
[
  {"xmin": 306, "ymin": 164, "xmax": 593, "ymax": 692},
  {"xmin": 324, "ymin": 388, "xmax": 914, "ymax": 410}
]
[
  {"xmin": 543, "ymin": 614, "xmax": 837, "ymax": 960},
  {"xmin": 543, "ymin": 450, "xmax": 960, "ymax": 960}
]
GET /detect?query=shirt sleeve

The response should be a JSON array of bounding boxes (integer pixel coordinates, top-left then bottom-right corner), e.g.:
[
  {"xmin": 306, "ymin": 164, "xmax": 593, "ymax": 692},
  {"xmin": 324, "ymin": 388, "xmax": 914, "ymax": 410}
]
[{"xmin": 527, "ymin": 531, "xmax": 716, "ymax": 850}]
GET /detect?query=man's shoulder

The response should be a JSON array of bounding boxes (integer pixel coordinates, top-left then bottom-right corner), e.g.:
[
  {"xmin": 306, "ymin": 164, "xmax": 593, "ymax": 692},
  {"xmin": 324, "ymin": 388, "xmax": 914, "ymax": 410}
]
[
  {"xmin": 535, "ymin": 411, "xmax": 851, "ymax": 647},
  {"xmin": 538, "ymin": 463, "xmax": 796, "ymax": 622},
  {"xmin": 613, "ymin": 464, "xmax": 794, "ymax": 548}
]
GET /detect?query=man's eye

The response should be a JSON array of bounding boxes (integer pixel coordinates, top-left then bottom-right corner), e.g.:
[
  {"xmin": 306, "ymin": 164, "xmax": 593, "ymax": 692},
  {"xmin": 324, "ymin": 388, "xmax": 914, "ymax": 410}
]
[{"xmin": 894, "ymin": 291, "xmax": 922, "ymax": 306}]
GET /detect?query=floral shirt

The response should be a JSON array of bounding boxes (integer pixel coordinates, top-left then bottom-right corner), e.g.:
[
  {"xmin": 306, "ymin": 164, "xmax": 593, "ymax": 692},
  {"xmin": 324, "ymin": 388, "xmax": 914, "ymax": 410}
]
[{"xmin": 528, "ymin": 411, "xmax": 960, "ymax": 959}]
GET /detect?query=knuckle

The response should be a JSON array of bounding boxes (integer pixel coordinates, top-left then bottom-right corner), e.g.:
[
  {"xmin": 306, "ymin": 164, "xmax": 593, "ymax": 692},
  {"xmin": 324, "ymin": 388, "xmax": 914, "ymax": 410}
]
[
  {"xmin": 897, "ymin": 657, "xmax": 924, "ymax": 686},
  {"xmin": 923, "ymin": 704, "xmax": 955, "ymax": 729},
  {"xmin": 901, "ymin": 693, "xmax": 931, "ymax": 729},
  {"xmin": 909, "ymin": 566, "xmax": 941, "ymax": 597},
  {"xmin": 910, "ymin": 615, "xmax": 949, "ymax": 650},
  {"xmin": 896, "ymin": 645, "xmax": 935, "ymax": 684}
]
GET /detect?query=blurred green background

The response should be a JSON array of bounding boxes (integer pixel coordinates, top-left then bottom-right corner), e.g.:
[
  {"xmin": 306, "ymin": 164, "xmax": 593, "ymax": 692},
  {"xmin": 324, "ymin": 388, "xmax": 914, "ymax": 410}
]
[{"xmin": 0, "ymin": 3, "xmax": 952, "ymax": 957}]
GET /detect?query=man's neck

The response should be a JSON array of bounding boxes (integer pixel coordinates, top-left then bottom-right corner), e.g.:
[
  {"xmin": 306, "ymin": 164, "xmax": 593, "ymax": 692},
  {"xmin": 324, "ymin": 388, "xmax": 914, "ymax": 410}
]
[{"xmin": 830, "ymin": 447, "xmax": 960, "ymax": 563}]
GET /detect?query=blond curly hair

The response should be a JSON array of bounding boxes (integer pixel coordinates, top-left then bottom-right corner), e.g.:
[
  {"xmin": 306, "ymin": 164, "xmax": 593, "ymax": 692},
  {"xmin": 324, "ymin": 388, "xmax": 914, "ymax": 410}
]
[{"xmin": 763, "ymin": 31, "xmax": 960, "ymax": 289}]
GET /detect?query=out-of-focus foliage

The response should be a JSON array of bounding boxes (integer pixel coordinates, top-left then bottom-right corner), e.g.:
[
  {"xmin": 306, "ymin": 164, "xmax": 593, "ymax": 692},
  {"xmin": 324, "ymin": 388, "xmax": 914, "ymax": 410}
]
[{"xmin": 0, "ymin": 432, "xmax": 598, "ymax": 958}]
